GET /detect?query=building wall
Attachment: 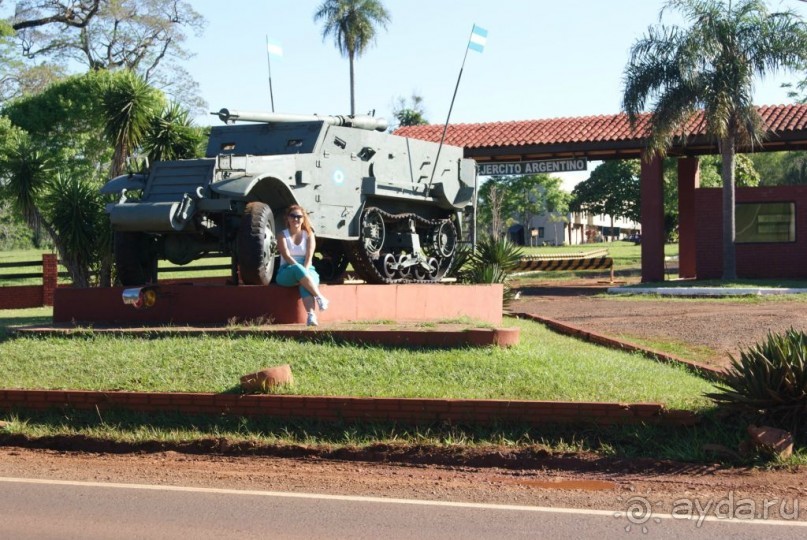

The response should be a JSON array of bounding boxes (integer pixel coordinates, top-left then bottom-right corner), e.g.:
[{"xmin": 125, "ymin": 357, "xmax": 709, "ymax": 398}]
[
  {"xmin": 695, "ymin": 185, "xmax": 807, "ymax": 279},
  {"xmin": 525, "ymin": 212, "xmax": 640, "ymax": 246}
]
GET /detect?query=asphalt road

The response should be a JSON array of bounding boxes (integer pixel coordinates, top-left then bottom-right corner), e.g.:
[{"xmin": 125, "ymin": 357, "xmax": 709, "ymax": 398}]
[{"xmin": 2, "ymin": 477, "xmax": 806, "ymax": 540}]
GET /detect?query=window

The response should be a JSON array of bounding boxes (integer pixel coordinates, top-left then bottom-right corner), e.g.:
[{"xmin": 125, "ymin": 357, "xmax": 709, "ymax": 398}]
[
  {"xmin": 736, "ymin": 202, "xmax": 795, "ymax": 243},
  {"xmin": 537, "ymin": 227, "xmax": 545, "ymax": 238}
]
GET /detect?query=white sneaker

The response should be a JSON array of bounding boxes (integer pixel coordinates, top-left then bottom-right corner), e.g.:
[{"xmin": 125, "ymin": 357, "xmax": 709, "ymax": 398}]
[
  {"xmin": 316, "ymin": 296, "xmax": 329, "ymax": 311},
  {"xmin": 306, "ymin": 311, "xmax": 318, "ymax": 327}
]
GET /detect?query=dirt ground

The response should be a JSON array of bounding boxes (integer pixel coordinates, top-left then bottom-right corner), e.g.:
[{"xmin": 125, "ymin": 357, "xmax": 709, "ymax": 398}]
[
  {"xmin": 0, "ymin": 445, "xmax": 805, "ymax": 521},
  {"xmin": 2, "ymin": 278, "xmax": 807, "ymax": 517},
  {"xmin": 509, "ymin": 278, "xmax": 807, "ymax": 369}
]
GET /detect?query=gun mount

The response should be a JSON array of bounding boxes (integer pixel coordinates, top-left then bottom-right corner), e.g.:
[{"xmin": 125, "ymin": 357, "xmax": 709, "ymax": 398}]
[
  {"xmin": 214, "ymin": 108, "xmax": 389, "ymax": 132},
  {"xmin": 102, "ymin": 108, "xmax": 476, "ymax": 286}
]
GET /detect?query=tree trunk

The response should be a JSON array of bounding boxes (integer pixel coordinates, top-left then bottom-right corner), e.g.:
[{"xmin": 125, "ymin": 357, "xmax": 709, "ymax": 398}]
[
  {"xmin": 98, "ymin": 255, "xmax": 112, "ymax": 287},
  {"xmin": 721, "ymin": 136, "xmax": 737, "ymax": 281},
  {"xmin": 349, "ymin": 52, "xmax": 356, "ymax": 116},
  {"xmin": 41, "ymin": 219, "xmax": 91, "ymax": 288}
]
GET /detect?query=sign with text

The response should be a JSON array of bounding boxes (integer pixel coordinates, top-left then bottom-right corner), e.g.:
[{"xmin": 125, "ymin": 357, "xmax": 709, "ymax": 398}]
[{"xmin": 477, "ymin": 158, "xmax": 588, "ymax": 176}]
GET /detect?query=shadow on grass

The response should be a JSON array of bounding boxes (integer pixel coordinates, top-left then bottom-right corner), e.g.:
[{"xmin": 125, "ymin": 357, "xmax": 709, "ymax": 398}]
[
  {"xmin": 0, "ymin": 407, "xmax": 794, "ymax": 468},
  {"xmin": 0, "ymin": 314, "xmax": 54, "ymax": 342}
]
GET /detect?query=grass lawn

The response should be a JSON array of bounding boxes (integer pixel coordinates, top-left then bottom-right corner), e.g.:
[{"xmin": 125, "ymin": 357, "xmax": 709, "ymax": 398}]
[
  {"xmin": 0, "ymin": 308, "xmax": 714, "ymax": 410},
  {"xmin": 2, "ymin": 307, "xmax": 803, "ymax": 465},
  {"xmin": 5, "ymin": 244, "xmax": 793, "ymax": 464}
]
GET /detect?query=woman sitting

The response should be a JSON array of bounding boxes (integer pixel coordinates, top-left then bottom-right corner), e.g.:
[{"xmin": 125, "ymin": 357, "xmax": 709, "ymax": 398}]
[{"xmin": 275, "ymin": 204, "xmax": 330, "ymax": 326}]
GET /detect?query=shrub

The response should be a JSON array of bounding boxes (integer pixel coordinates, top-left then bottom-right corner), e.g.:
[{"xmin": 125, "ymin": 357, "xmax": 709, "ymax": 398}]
[
  {"xmin": 706, "ymin": 329, "xmax": 807, "ymax": 435},
  {"xmin": 471, "ymin": 234, "xmax": 523, "ymax": 274},
  {"xmin": 454, "ymin": 235, "xmax": 523, "ymax": 305}
]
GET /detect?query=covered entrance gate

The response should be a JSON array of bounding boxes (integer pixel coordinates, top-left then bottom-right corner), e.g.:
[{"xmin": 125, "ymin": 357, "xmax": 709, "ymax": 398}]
[{"xmin": 396, "ymin": 104, "xmax": 807, "ymax": 282}]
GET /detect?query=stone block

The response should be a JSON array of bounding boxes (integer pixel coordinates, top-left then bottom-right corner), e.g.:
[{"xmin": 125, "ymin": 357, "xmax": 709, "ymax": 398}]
[
  {"xmin": 747, "ymin": 424, "xmax": 794, "ymax": 459},
  {"xmin": 240, "ymin": 365, "xmax": 294, "ymax": 393}
]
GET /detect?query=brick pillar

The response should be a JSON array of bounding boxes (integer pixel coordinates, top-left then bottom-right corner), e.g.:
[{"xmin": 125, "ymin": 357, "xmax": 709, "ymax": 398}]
[
  {"xmin": 677, "ymin": 157, "xmax": 700, "ymax": 279},
  {"xmin": 42, "ymin": 253, "xmax": 58, "ymax": 306},
  {"xmin": 641, "ymin": 154, "xmax": 665, "ymax": 283}
]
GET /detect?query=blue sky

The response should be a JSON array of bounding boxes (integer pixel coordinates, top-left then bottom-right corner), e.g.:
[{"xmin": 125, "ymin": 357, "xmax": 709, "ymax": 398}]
[{"xmin": 185, "ymin": 0, "xmax": 807, "ymax": 128}]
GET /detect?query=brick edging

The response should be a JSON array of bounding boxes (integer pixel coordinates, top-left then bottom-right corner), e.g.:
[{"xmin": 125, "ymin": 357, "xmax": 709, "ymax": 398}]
[
  {"xmin": 512, "ymin": 312, "xmax": 725, "ymax": 380},
  {"xmin": 13, "ymin": 325, "xmax": 521, "ymax": 348},
  {"xmin": 0, "ymin": 389, "xmax": 698, "ymax": 427}
]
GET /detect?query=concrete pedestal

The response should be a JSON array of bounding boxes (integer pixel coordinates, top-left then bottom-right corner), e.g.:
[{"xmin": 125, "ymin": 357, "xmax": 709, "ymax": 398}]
[{"xmin": 53, "ymin": 283, "xmax": 504, "ymax": 326}]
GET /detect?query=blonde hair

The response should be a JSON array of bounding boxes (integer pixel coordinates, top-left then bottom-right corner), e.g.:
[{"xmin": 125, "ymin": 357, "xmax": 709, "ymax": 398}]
[{"xmin": 285, "ymin": 204, "xmax": 312, "ymax": 234}]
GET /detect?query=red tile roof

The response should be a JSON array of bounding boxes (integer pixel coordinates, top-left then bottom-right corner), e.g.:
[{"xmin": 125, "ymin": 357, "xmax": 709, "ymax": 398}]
[{"xmin": 393, "ymin": 104, "xmax": 807, "ymax": 152}]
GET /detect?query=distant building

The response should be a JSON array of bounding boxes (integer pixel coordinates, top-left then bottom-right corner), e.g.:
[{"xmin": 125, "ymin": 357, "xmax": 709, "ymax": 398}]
[{"xmin": 511, "ymin": 211, "xmax": 641, "ymax": 246}]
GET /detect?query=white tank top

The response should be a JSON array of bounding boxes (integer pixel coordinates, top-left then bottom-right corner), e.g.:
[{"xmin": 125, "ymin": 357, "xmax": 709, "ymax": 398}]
[{"xmin": 281, "ymin": 229, "xmax": 308, "ymax": 266}]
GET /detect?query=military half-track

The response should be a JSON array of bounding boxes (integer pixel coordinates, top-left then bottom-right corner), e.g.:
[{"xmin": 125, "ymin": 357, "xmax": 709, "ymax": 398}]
[{"xmin": 101, "ymin": 109, "xmax": 477, "ymax": 286}]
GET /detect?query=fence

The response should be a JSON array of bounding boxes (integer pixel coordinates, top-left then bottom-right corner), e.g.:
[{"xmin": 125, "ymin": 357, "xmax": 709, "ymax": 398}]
[
  {"xmin": 514, "ymin": 250, "xmax": 615, "ymax": 282},
  {"xmin": 0, "ymin": 254, "xmax": 233, "ymax": 310},
  {"xmin": 0, "ymin": 254, "xmax": 60, "ymax": 309}
]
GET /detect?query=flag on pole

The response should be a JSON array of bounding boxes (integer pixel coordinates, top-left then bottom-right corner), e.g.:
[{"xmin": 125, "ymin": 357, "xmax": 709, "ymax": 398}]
[
  {"xmin": 468, "ymin": 25, "xmax": 487, "ymax": 53},
  {"xmin": 267, "ymin": 41, "xmax": 284, "ymax": 57}
]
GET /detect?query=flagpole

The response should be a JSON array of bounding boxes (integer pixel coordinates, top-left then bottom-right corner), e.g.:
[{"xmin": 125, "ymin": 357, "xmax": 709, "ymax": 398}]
[
  {"xmin": 428, "ymin": 25, "xmax": 476, "ymax": 189},
  {"xmin": 266, "ymin": 35, "xmax": 275, "ymax": 112}
]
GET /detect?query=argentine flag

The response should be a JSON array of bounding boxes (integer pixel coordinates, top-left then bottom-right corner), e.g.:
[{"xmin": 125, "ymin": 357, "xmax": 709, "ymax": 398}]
[
  {"xmin": 468, "ymin": 25, "xmax": 487, "ymax": 53},
  {"xmin": 267, "ymin": 41, "xmax": 283, "ymax": 57}
]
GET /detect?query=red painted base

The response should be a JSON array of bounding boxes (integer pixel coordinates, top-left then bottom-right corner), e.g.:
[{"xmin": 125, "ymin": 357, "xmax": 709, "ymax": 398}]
[{"xmin": 53, "ymin": 283, "xmax": 504, "ymax": 326}]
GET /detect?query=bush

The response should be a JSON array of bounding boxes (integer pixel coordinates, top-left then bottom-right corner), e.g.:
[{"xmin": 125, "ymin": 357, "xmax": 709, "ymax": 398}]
[
  {"xmin": 0, "ymin": 201, "xmax": 37, "ymax": 250},
  {"xmin": 454, "ymin": 235, "xmax": 523, "ymax": 304},
  {"xmin": 706, "ymin": 329, "xmax": 807, "ymax": 435}
]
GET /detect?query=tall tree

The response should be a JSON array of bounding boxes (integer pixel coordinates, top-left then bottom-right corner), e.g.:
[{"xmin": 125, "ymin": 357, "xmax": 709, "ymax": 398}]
[
  {"xmin": 0, "ymin": 70, "xmax": 194, "ymax": 286},
  {"xmin": 698, "ymin": 154, "xmax": 760, "ymax": 187},
  {"xmin": 749, "ymin": 150, "xmax": 807, "ymax": 185},
  {"xmin": 8, "ymin": 0, "xmax": 205, "ymax": 110},
  {"xmin": 0, "ymin": 119, "xmax": 49, "ymax": 246},
  {"xmin": 505, "ymin": 174, "xmax": 570, "ymax": 233},
  {"xmin": 476, "ymin": 176, "xmax": 507, "ymax": 238},
  {"xmin": 314, "ymin": 0, "xmax": 390, "ymax": 116},
  {"xmin": 571, "ymin": 160, "xmax": 641, "ymax": 241},
  {"xmin": 622, "ymin": 0, "xmax": 807, "ymax": 280}
]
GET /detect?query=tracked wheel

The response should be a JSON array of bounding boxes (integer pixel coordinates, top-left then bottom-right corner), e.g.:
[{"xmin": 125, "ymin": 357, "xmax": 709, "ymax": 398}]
[
  {"xmin": 362, "ymin": 207, "xmax": 385, "ymax": 255},
  {"xmin": 345, "ymin": 206, "xmax": 460, "ymax": 284}
]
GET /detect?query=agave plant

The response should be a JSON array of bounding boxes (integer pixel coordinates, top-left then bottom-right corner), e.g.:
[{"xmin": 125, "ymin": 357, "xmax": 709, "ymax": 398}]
[
  {"xmin": 457, "ymin": 235, "xmax": 524, "ymax": 305},
  {"xmin": 142, "ymin": 102, "xmax": 204, "ymax": 163},
  {"xmin": 471, "ymin": 234, "xmax": 524, "ymax": 274},
  {"xmin": 706, "ymin": 329, "xmax": 807, "ymax": 434},
  {"xmin": 445, "ymin": 241, "xmax": 473, "ymax": 281}
]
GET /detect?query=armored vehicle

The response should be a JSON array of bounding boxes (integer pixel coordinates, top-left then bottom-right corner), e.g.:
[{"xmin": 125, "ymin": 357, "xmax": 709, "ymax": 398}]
[{"xmin": 101, "ymin": 109, "xmax": 477, "ymax": 286}]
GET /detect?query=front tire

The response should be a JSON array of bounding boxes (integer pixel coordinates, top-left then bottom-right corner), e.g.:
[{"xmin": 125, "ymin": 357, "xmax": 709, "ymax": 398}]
[{"xmin": 238, "ymin": 202, "xmax": 277, "ymax": 285}]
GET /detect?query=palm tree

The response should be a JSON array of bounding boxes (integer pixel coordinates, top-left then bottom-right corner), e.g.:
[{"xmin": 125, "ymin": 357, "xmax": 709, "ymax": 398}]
[
  {"xmin": 42, "ymin": 172, "xmax": 107, "ymax": 288},
  {"xmin": 100, "ymin": 70, "xmax": 163, "ymax": 177},
  {"xmin": 98, "ymin": 70, "xmax": 162, "ymax": 286},
  {"xmin": 0, "ymin": 128, "xmax": 101, "ymax": 287},
  {"xmin": 0, "ymin": 129, "xmax": 48, "ymax": 245},
  {"xmin": 622, "ymin": 0, "xmax": 807, "ymax": 280},
  {"xmin": 314, "ymin": 0, "xmax": 391, "ymax": 115},
  {"xmin": 142, "ymin": 102, "xmax": 204, "ymax": 163}
]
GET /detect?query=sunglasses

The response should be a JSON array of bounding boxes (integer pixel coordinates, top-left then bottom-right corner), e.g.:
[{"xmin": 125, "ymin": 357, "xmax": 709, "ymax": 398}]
[{"xmin": 289, "ymin": 214, "xmax": 304, "ymax": 220}]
